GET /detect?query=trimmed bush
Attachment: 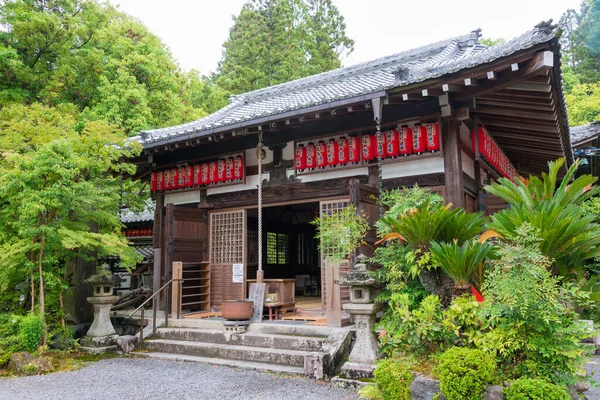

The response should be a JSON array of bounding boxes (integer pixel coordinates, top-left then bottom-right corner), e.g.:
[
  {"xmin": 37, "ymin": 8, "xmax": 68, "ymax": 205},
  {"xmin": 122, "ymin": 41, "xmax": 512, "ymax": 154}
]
[
  {"xmin": 435, "ymin": 347, "xmax": 496, "ymax": 400},
  {"xmin": 373, "ymin": 358, "xmax": 413, "ymax": 400},
  {"xmin": 504, "ymin": 378, "xmax": 570, "ymax": 400},
  {"xmin": 18, "ymin": 314, "xmax": 44, "ymax": 353}
]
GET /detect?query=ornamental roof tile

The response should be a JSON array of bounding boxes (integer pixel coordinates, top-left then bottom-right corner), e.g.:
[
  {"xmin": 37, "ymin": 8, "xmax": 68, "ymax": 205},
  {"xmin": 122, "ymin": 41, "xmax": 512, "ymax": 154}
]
[{"xmin": 136, "ymin": 21, "xmax": 558, "ymax": 148}]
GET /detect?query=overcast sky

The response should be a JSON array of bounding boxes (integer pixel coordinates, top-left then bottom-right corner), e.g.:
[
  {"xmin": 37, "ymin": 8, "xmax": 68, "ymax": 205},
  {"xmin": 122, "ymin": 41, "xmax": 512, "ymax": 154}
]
[{"xmin": 108, "ymin": 0, "xmax": 581, "ymax": 75}]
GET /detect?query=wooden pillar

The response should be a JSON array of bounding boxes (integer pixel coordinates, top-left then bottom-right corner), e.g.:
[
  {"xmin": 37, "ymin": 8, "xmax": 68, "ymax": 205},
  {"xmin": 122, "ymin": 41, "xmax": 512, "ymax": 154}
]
[
  {"xmin": 442, "ymin": 119, "xmax": 465, "ymax": 208},
  {"xmin": 152, "ymin": 194, "xmax": 164, "ymax": 309}
]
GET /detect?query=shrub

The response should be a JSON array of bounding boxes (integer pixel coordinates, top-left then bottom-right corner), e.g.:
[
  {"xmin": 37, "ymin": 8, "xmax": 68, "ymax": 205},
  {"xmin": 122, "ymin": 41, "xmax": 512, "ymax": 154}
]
[
  {"xmin": 479, "ymin": 224, "xmax": 591, "ymax": 385},
  {"xmin": 504, "ymin": 378, "xmax": 570, "ymax": 400},
  {"xmin": 18, "ymin": 313, "xmax": 44, "ymax": 353},
  {"xmin": 434, "ymin": 347, "xmax": 496, "ymax": 400},
  {"xmin": 378, "ymin": 294, "xmax": 483, "ymax": 357},
  {"xmin": 372, "ymin": 358, "xmax": 413, "ymax": 400}
]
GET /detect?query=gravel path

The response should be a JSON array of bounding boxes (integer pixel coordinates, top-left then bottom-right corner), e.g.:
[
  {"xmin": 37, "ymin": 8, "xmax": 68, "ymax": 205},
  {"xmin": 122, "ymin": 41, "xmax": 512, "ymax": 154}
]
[
  {"xmin": 0, "ymin": 357, "xmax": 359, "ymax": 400},
  {"xmin": 585, "ymin": 355, "xmax": 600, "ymax": 400}
]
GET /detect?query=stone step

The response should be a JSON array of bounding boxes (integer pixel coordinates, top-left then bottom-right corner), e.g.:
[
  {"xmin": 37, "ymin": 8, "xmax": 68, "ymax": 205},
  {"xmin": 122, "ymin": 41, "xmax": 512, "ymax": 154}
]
[
  {"xmin": 145, "ymin": 338, "xmax": 311, "ymax": 367},
  {"xmin": 154, "ymin": 327, "xmax": 325, "ymax": 351},
  {"xmin": 135, "ymin": 351, "xmax": 305, "ymax": 375}
]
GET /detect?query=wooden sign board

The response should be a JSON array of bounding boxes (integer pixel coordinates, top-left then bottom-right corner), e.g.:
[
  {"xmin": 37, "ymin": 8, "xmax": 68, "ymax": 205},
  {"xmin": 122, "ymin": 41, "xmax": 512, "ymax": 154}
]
[{"xmin": 249, "ymin": 283, "xmax": 266, "ymax": 323}]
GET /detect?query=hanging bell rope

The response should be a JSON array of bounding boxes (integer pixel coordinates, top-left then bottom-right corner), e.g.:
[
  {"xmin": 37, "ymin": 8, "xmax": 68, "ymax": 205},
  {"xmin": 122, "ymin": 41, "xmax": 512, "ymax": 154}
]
[{"xmin": 256, "ymin": 131, "xmax": 265, "ymax": 283}]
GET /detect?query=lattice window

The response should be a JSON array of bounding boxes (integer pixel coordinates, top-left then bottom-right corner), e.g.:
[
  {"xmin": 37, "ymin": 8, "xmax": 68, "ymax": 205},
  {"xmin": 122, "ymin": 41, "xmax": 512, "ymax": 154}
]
[
  {"xmin": 267, "ymin": 232, "xmax": 289, "ymax": 264},
  {"xmin": 319, "ymin": 200, "xmax": 350, "ymax": 259},
  {"xmin": 210, "ymin": 210, "xmax": 245, "ymax": 264}
]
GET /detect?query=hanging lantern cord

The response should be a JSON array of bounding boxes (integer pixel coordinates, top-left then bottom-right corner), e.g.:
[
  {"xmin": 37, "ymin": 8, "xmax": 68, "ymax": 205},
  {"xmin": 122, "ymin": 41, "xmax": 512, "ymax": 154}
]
[{"xmin": 257, "ymin": 131, "xmax": 264, "ymax": 283}]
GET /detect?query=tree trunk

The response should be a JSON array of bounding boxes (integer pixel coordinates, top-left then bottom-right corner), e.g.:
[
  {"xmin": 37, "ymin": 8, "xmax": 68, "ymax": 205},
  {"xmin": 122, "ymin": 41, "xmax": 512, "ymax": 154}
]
[
  {"xmin": 418, "ymin": 268, "xmax": 455, "ymax": 307},
  {"xmin": 452, "ymin": 285, "xmax": 472, "ymax": 300},
  {"xmin": 30, "ymin": 270, "xmax": 35, "ymax": 313},
  {"xmin": 58, "ymin": 290, "xmax": 65, "ymax": 327},
  {"xmin": 38, "ymin": 234, "xmax": 46, "ymax": 346}
]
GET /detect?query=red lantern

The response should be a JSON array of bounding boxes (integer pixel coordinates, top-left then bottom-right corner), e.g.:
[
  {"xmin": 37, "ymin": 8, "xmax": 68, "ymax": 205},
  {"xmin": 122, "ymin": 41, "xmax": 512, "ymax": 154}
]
[
  {"xmin": 471, "ymin": 127, "xmax": 492, "ymax": 161},
  {"xmin": 375, "ymin": 133, "xmax": 386, "ymax": 159},
  {"xmin": 316, "ymin": 140, "xmax": 327, "ymax": 169},
  {"xmin": 327, "ymin": 139, "xmax": 339, "ymax": 167},
  {"xmin": 217, "ymin": 158, "xmax": 227, "ymax": 182},
  {"xmin": 399, "ymin": 126, "xmax": 414, "ymax": 156},
  {"xmin": 209, "ymin": 161, "xmax": 218, "ymax": 184},
  {"xmin": 170, "ymin": 168, "xmax": 179, "ymax": 189},
  {"xmin": 295, "ymin": 144, "xmax": 307, "ymax": 172},
  {"xmin": 306, "ymin": 142, "xmax": 316, "ymax": 170},
  {"xmin": 163, "ymin": 170, "xmax": 172, "ymax": 190},
  {"xmin": 362, "ymin": 134, "xmax": 376, "ymax": 161},
  {"xmin": 234, "ymin": 155, "xmax": 244, "ymax": 181},
  {"xmin": 201, "ymin": 163, "xmax": 210, "ymax": 185},
  {"xmin": 385, "ymin": 130, "xmax": 400, "ymax": 158},
  {"xmin": 193, "ymin": 165, "xmax": 202, "ymax": 186},
  {"xmin": 349, "ymin": 137, "xmax": 361, "ymax": 164},
  {"xmin": 338, "ymin": 137, "xmax": 350, "ymax": 166},
  {"xmin": 151, "ymin": 172, "xmax": 157, "ymax": 192},
  {"xmin": 181, "ymin": 166, "xmax": 193, "ymax": 187},
  {"xmin": 425, "ymin": 123, "xmax": 440, "ymax": 153},
  {"xmin": 225, "ymin": 157, "xmax": 234, "ymax": 182},
  {"xmin": 412, "ymin": 124, "xmax": 427, "ymax": 154},
  {"xmin": 156, "ymin": 171, "xmax": 164, "ymax": 191}
]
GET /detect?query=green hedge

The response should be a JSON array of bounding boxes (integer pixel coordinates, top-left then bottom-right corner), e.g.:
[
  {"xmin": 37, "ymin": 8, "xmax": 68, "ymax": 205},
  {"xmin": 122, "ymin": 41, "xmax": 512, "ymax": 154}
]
[
  {"xmin": 504, "ymin": 378, "xmax": 570, "ymax": 400},
  {"xmin": 435, "ymin": 347, "xmax": 497, "ymax": 400}
]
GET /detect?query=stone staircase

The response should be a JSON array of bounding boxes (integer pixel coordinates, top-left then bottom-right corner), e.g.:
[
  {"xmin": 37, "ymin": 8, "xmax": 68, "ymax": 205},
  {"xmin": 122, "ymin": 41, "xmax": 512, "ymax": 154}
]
[{"xmin": 137, "ymin": 318, "xmax": 353, "ymax": 379}]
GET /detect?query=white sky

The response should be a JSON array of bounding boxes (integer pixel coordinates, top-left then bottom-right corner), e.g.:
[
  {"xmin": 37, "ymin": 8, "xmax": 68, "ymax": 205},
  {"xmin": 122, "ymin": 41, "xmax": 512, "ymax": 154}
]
[{"xmin": 108, "ymin": 0, "xmax": 581, "ymax": 75}]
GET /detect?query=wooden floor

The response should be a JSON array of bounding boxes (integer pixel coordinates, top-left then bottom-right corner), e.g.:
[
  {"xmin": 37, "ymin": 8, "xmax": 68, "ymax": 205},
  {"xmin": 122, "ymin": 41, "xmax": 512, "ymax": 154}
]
[{"xmin": 295, "ymin": 296, "xmax": 322, "ymax": 309}]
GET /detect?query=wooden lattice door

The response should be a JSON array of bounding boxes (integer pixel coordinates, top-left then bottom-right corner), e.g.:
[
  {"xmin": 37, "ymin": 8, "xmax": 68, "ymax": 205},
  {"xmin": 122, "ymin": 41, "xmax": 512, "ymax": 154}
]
[
  {"xmin": 209, "ymin": 209, "xmax": 247, "ymax": 308},
  {"xmin": 319, "ymin": 199, "xmax": 350, "ymax": 327}
]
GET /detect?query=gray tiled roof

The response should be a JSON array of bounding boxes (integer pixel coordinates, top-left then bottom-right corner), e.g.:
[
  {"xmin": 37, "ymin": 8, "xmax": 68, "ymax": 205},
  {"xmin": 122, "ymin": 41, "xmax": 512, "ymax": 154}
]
[
  {"xmin": 571, "ymin": 120, "xmax": 600, "ymax": 146},
  {"xmin": 120, "ymin": 199, "xmax": 155, "ymax": 224},
  {"xmin": 136, "ymin": 21, "xmax": 558, "ymax": 148}
]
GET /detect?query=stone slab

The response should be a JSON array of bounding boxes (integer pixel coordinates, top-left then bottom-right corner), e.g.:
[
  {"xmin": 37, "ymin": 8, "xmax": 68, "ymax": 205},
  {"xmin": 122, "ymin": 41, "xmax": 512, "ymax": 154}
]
[
  {"xmin": 79, "ymin": 345, "xmax": 117, "ymax": 354},
  {"xmin": 341, "ymin": 361, "xmax": 376, "ymax": 380}
]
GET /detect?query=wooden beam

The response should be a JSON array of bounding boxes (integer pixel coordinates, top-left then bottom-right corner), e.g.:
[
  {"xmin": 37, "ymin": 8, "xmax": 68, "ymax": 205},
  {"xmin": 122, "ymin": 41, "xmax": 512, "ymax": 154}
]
[
  {"xmin": 402, "ymin": 93, "xmax": 420, "ymax": 101},
  {"xmin": 422, "ymin": 88, "xmax": 443, "ymax": 97},
  {"xmin": 472, "ymin": 106, "xmax": 557, "ymax": 121},
  {"xmin": 487, "ymin": 71, "xmax": 498, "ymax": 80},
  {"xmin": 454, "ymin": 51, "xmax": 554, "ymax": 102},
  {"xmin": 483, "ymin": 118, "xmax": 558, "ymax": 133},
  {"xmin": 443, "ymin": 119, "xmax": 465, "ymax": 209},
  {"xmin": 476, "ymin": 98, "xmax": 555, "ymax": 112},
  {"xmin": 442, "ymin": 83, "xmax": 462, "ymax": 92},
  {"xmin": 507, "ymin": 82, "xmax": 552, "ymax": 92},
  {"xmin": 464, "ymin": 77, "xmax": 479, "ymax": 87}
]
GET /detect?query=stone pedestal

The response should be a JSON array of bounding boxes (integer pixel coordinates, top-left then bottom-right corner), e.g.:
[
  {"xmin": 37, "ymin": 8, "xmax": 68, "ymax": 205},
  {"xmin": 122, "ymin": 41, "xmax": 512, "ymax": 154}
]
[
  {"xmin": 79, "ymin": 295, "xmax": 119, "ymax": 354},
  {"xmin": 340, "ymin": 302, "xmax": 383, "ymax": 379}
]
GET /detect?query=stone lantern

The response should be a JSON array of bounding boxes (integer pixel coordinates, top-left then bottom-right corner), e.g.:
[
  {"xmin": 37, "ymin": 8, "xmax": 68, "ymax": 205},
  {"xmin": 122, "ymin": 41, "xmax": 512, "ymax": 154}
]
[
  {"xmin": 335, "ymin": 254, "xmax": 382, "ymax": 380},
  {"xmin": 79, "ymin": 273, "xmax": 120, "ymax": 354}
]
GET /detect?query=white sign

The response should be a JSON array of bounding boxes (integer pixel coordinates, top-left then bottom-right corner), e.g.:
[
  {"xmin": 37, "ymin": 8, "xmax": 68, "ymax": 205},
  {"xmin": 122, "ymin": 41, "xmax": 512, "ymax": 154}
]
[{"xmin": 232, "ymin": 263, "xmax": 244, "ymax": 283}]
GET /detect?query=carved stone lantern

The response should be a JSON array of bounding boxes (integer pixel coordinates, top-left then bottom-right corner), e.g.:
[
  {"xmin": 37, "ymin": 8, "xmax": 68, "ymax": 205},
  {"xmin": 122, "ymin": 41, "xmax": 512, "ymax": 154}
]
[
  {"xmin": 80, "ymin": 273, "xmax": 120, "ymax": 354},
  {"xmin": 335, "ymin": 254, "xmax": 382, "ymax": 380}
]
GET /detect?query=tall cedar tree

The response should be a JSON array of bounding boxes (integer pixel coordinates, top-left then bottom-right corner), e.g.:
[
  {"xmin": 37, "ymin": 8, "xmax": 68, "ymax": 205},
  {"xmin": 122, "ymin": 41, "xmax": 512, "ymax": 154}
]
[{"xmin": 217, "ymin": 0, "xmax": 354, "ymax": 94}]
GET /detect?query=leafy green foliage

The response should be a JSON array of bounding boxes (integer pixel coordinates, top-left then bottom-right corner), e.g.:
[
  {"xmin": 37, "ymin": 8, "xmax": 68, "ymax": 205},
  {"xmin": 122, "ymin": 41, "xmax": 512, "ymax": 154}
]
[
  {"xmin": 18, "ymin": 313, "xmax": 44, "ymax": 353},
  {"xmin": 566, "ymin": 81, "xmax": 600, "ymax": 125},
  {"xmin": 485, "ymin": 158, "xmax": 600, "ymax": 277},
  {"xmin": 479, "ymin": 224, "xmax": 592, "ymax": 386},
  {"xmin": 216, "ymin": 0, "xmax": 354, "ymax": 94},
  {"xmin": 372, "ymin": 358, "xmax": 413, "ymax": 400},
  {"xmin": 0, "ymin": 0, "xmax": 220, "ymax": 135},
  {"xmin": 434, "ymin": 347, "xmax": 497, "ymax": 400},
  {"xmin": 479, "ymin": 37, "xmax": 506, "ymax": 46},
  {"xmin": 312, "ymin": 205, "xmax": 369, "ymax": 265},
  {"xmin": 378, "ymin": 294, "xmax": 483, "ymax": 358},
  {"xmin": 430, "ymin": 240, "xmax": 494, "ymax": 289},
  {"xmin": 504, "ymin": 378, "xmax": 570, "ymax": 400}
]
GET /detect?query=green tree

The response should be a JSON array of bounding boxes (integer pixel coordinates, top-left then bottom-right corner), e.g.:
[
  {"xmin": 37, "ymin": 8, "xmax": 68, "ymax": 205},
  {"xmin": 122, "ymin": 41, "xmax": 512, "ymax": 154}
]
[
  {"xmin": 217, "ymin": 0, "xmax": 353, "ymax": 94},
  {"xmin": 0, "ymin": 0, "xmax": 213, "ymax": 135},
  {"xmin": 566, "ymin": 81, "xmax": 600, "ymax": 125},
  {"xmin": 0, "ymin": 104, "xmax": 140, "ymax": 342},
  {"xmin": 479, "ymin": 37, "xmax": 506, "ymax": 47}
]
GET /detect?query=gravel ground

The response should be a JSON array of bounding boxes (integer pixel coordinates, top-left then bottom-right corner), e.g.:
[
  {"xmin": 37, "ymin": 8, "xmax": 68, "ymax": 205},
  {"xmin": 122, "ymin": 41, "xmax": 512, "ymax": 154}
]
[
  {"xmin": 585, "ymin": 355, "xmax": 600, "ymax": 400},
  {"xmin": 0, "ymin": 357, "xmax": 359, "ymax": 400}
]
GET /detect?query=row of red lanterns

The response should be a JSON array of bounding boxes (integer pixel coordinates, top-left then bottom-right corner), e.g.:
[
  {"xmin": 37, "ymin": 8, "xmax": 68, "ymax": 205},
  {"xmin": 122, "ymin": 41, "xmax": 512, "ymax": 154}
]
[
  {"xmin": 151, "ymin": 155, "xmax": 245, "ymax": 192},
  {"xmin": 123, "ymin": 227, "xmax": 153, "ymax": 237},
  {"xmin": 471, "ymin": 127, "xmax": 517, "ymax": 182},
  {"xmin": 295, "ymin": 123, "xmax": 440, "ymax": 172}
]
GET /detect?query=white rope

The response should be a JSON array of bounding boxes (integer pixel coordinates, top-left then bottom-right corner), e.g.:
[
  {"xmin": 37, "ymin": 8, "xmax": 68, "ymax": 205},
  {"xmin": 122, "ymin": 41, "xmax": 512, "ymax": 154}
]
[{"xmin": 257, "ymin": 132, "xmax": 264, "ymax": 281}]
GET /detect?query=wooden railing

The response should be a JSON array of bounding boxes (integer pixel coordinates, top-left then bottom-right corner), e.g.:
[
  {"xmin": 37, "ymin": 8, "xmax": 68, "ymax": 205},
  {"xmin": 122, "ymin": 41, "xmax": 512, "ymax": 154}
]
[{"xmin": 127, "ymin": 270, "xmax": 183, "ymax": 350}]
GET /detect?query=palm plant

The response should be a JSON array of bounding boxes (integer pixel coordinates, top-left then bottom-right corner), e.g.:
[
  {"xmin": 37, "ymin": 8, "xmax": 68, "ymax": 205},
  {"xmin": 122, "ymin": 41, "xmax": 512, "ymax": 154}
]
[
  {"xmin": 430, "ymin": 240, "xmax": 495, "ymax": 297},
  {"xmin": 485, "ymin": 158, "xmax": 600, "ymax": 278}
]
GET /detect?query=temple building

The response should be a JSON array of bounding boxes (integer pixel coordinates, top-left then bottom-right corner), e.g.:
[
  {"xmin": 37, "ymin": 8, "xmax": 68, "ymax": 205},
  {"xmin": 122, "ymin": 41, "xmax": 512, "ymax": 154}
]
[{"xmin": 131, "ymin": 21, "xmax": 572, "ymax": 327}]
